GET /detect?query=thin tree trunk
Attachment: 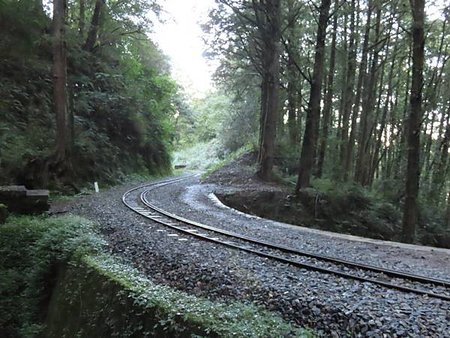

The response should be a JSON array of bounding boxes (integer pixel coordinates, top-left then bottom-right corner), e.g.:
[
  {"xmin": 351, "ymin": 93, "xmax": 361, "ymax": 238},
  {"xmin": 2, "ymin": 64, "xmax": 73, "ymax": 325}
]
[
  {"xmin": 339, "ymin": 0, "xmax": 358, "ymax": 179},
  {"xmin": 430, "ymin": 114, "xmax": 450, "ymax": 203},
  {"xmin": 286, "ymin": 0, "xmax": 298, "ymax": 146},
  {"xmin": 345, "ymin": 0, "xmax": 368, "ymax": 180},
  {"xmin": 393, "ymin": 42, "xmax": 413, "ymax": 180},
  {"xmin": 83, "ymin": 0, "xmax": 105, "ymax": 51},
  {"xmin": 402, "ymin": 0, "xmax": 425, "ymax": 243},
  {"xmin": 53, "ymin": 0, "xmax": 69, "ymax": 162},
  {"xmin": 446, "ymin": 191, "xmax": 450, "ymax": 228},
  {"xmin": 368, "ymin": 58, "xmax": 388, "ymax": 186},
  {"xmin": 296, "ymin": 0, "xmax": 331, "ymax": 190},
  {"xmin": 355, "ymin": 5, "xmax": 382, "ymax": 186},
  {"xmin": 79, "ymin": 0, "xmax": 85, "ymax": 37},
  {"xmin": 317, "ymin": 0, "xmax": 338, "ymax": 178}
]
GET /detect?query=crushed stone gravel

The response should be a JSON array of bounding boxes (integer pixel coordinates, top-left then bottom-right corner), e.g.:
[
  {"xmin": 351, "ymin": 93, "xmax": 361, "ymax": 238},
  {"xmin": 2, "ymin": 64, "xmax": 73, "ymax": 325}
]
[{"xmin": 57, "ymin": 173, "xmax": 450, "ymax": 337}]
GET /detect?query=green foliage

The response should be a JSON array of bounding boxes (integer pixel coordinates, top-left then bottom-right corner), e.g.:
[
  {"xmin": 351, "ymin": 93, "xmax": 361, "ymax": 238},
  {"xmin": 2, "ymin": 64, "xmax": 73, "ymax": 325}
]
[
  {"xmin": 174, "ymin": 89, "xmax": 259, "ymax": 170},
  {"xmin": 173, "ymin": 140, "xmax": 223, "ymax": 170},
  {"xmin": 311, "ymin": 178, "xmax": 373, "ymax": 212},
  {"xmin": 0, "ymin": 0, "xmax": 178, "ymax": 189}
]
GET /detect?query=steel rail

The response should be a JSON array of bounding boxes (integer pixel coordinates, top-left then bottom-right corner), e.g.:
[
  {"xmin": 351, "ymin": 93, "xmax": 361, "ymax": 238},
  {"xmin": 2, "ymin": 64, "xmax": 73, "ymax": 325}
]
[{"xmin": 122, "ymin": 176, "xmax": 450, "ymax": 302}]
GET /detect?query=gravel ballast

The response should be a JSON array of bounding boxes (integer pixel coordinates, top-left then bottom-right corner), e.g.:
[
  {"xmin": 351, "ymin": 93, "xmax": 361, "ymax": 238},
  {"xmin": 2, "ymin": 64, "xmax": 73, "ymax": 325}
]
[{"xmin": 61, "ymin": 174, "xmax": 450, "ymax": 337}]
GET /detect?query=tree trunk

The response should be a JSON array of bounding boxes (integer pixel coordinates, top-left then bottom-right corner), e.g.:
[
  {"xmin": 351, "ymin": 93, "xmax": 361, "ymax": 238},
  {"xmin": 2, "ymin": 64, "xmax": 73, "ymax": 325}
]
[
  {"xmin": 338, "ymin": 0, "xmax": 358, "ymax": 179},
  {"xmin": 402, "ymin": 0, "xmax": 425, "ymax": 243},
  {"xmin": 317, "ymin": 0, "xmax": 338, "ymax": 178},
  {"xmin": 79, "ymin": 0, "xmax": 85, "ymax": 37},
  {"xmin": 344, "ymin": 0, "xmax": 368, "ymax": 180},
  {"xmin": 447, "ymin": 191, "xmax": 450, "ymax": 229},
  {"xmin": 286, "ymin": 0, "xmax": 298, "ymax": 147},
  {"xmin": 257, "ymin": 0, "xmax": 281, "ymax": 181},
  {"xmin": 83, "ymin": 0, "xmax": 105, "ymax": 51},
  {"xmin": 393, "ymin": 42, "xmax": 413, "ymax": 180},
  {"xmin": 354, "ymin": 5, "xmax": 382, "ymax": 186},
  {"xmin": 53, "ymin": 0, "xmax": 69, "ymax": 162},
  {"xmin": 296, "ymin": 0, "xmax": 331, "ymax": 191},
  {"xmin": 430, "ymin": 115, "xmax": 450, "ymax": 203}
]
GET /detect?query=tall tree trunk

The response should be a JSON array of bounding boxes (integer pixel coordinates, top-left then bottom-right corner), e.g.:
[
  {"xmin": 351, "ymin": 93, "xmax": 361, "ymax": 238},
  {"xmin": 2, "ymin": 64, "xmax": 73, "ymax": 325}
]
[
  {"xmin": 339, "ymin": 0, "xmax": 358, "ymax": 179},
  {"xmin": 430, "ymin": 115, "xmax": 450, "ymax": 203},
  {"xmin": 286, "ymin": 0, "xmax": 298, "ymax": 146},
  {"xmin": 355, "ymin": 5, "xmax": 382, "ymax": 186},
  {"xmin": 446, "ymin": 191, "xmax": 450, "ymax": 229},
  {"xmin": 79, "ymin": 0, "xmax": 85, "ymax": 37},
  {"xmin": 83, "ymin": 0, "xmax": 105, "ymax": 51},
  {"xmin": 402, "ymin": 0, "xmax": 425, "ymax": 243},
  {"xmin": 257, "ymin": 0, "xmax": 281, "ymax": 180},
  {"xmin": 296, "ymin": 0, "xmax": 331, "ymax": 191},
  {"xmin": 53, "ymin": 0, "xmax": 69, "ymax": 162},
  {"xmin": 344, "ymin": 0, "xmax": 368, "ymax": 180},
  {"xmin": 317, "ymin": 0, "xmax": 338, "ymax": 178},
  {"xmin": 393, "ymin": 42, "xmax": 413, "ymax": 180}
]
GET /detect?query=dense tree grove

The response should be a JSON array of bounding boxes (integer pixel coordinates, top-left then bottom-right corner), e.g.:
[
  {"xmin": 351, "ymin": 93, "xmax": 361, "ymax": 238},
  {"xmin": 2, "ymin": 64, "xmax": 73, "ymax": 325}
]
[
  {"xmin": 0, "ymin": 0, "xmax": 176, "ymax": 190},
  {"xmin": 1, "ymin": 0, "xmax": 449, "ymax": 244},
  {"xmin": 204, "ymin": 0, "xmax": 450, "ymax": 241}
]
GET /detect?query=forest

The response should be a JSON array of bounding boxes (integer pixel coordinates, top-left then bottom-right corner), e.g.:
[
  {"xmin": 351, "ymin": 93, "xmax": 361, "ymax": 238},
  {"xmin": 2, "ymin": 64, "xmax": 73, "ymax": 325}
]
[
  {"xmin": 0, "ymin": 0, "xmax": 176, "ymax": 191},
  {"xmin": 175, "ymin": 0, "xmax": 449, "ymax": 244},
  {"xmin": 1, "ymin": 1, "xmax": 450, "ymax": 336},
  {"xmin": 0, "ymin": 0, "xmax": 449, "ymax": 245}
]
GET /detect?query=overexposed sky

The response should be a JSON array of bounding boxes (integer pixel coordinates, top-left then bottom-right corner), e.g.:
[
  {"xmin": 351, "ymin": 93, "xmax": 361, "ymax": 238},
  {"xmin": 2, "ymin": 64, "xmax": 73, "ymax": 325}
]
[
  {"xmin": 150, "ymin": 0, "xmax": 448, "ymax": 96},
  {"xmin": 150, "ymin": 0, "xmax": 217, "ymax": 96}
]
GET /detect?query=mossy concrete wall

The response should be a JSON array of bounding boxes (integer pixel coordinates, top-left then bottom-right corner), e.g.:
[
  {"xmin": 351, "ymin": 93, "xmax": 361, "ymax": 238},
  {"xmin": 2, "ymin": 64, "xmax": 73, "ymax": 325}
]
[
  {"xmin": 44, "ymin": 263, "xmax": 210, "ymax": 337},
  {"xmin": 43, "ymin": 256, "xmax": 306, "ymax": 338}
]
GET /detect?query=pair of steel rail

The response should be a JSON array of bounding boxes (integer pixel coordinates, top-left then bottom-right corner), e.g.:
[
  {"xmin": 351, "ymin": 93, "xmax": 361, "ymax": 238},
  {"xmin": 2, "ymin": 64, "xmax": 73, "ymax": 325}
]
[{"xmin": 122, "ymin": 175, "xmax": 450, "ymax": 302}]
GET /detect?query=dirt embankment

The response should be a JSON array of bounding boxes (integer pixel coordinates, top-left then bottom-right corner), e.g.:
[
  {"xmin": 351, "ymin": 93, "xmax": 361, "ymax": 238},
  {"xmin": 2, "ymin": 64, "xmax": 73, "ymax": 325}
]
[{"xmin": 206, "ymin": 153, "xmax": 450, "ymax": 249}]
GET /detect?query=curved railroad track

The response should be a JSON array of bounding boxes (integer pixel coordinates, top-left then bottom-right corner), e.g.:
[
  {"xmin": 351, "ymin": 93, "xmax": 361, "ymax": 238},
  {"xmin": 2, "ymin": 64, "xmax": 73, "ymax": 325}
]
[{"xmin": 122, "ymin": 175, "xmax": 450, "ymax": 302}]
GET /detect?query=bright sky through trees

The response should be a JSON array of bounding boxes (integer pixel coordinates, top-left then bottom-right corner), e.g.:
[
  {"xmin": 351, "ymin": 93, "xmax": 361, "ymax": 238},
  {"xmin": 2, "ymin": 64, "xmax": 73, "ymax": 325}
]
[
  {"xmin": 150, "ymin": 0, "xmax": 447, "ymax": 96},
  {"xmin": 151, "ymin": 0, "xmax": 217, "ymax": 97}
]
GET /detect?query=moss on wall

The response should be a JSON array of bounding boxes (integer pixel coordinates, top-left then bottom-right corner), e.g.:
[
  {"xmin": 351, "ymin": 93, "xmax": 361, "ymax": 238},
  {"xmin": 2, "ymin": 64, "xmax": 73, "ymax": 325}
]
[{"xmin": 1, "ymin": 215, "xmax": 310, "ymax": 337}]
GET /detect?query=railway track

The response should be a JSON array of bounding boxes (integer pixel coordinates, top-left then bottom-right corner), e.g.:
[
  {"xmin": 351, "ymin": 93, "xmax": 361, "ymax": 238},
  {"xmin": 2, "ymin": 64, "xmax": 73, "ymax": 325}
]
[{"xmin": 122, "ymin": 175, "xmax": 450, "ymax": 302}]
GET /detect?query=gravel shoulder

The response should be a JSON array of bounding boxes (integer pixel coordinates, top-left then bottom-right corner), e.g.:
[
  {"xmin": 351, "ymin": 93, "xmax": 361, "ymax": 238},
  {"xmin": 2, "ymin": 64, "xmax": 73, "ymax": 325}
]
[{"xmin": 56, "ymin": 172, "xmax": 450, "ymax": 337}]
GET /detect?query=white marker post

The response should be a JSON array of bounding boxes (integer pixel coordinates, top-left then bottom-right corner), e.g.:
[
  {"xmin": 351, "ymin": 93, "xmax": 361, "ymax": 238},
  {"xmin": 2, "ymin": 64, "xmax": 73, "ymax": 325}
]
[{"xmin": 94, "ymin": 182, "xmax": 99, "ymax": 193}]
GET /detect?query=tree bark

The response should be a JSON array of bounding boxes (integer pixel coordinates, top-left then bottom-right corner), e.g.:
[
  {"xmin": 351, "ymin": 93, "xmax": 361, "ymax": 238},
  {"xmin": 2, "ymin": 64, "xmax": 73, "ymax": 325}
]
[
  {"xmin": 339, "ymin": 0, "xmax": 359, "ymax": 179},
  {"xmin": 83, "ymin": 0, "xmax": 105, "ymax": 51},
  {"xmin": 447, "ymin": 191, "xmax": 450, "ymax": 229},
  {"xmin": 52, "ymin": 0, "xmax": 69, "ymax": 162},
  {"xmin": 355, "ymin": 4, "xmax": 382, "ymax": 186},
  {"xmin": 257, "ymin": 0, "xmax": 281, "ymax": 181},
  {"xmin": 286, "ymin": 0, "xmax": 298, "ymax": 147},
  {"xmin": 402, "ymin": 0, "xmax": 425, "ymax": 243},
  {"xmin": 317, "ymin": 0, "xmax": 338, "ymax": 178},
  {"xmin": 296, "ymin": 0, "xmax": 331, "ymax": 190},
  {"xmin": 79, "ymin": 0, "xmax": 86, "ymax": 37}
]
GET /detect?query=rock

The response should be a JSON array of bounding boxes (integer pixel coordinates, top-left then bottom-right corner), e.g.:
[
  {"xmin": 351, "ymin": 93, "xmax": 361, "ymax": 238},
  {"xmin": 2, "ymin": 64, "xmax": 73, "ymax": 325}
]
[{"xmin": 0, "ymin": 185, "xmax": 49, "ymax": 214}]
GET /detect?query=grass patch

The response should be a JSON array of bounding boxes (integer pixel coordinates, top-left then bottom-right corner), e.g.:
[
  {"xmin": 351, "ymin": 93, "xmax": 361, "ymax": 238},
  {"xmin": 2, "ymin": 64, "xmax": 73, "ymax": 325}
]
[{"xmin": 0, "ymin": 214, "xmax": 311, "ymax": 337}]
